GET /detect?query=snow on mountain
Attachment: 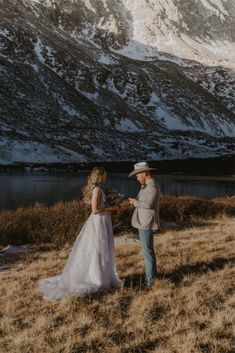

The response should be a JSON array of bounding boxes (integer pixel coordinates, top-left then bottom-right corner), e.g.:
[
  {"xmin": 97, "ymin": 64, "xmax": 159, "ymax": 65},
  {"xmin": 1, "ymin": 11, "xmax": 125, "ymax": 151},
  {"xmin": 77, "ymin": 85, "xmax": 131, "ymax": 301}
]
[
  {"xmin": 117, "ymin": 0, "xmax": 235, "ymax": 68},
  {"xmin": 0, "ymin": 137, "xmax": 86, "ymax": 165},
  {"xmin": 21, "ymin": 0, "xmax": 235, "ymax": 68},
  {"xmin": 0, "ymin": 0, "xmax": 234, "ymax": 164}
]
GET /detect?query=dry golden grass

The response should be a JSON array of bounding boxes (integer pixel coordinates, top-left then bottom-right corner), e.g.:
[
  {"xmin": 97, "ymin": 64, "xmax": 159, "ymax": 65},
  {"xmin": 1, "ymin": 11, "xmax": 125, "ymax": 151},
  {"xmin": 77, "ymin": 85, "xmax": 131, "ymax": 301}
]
[
  {"xmin": 0, "ymin": 195, "xmax": 234, "ymax": 246},
  {"xmin": 0, "ymin": 216, "xmax": 234, "ymax": 353}
]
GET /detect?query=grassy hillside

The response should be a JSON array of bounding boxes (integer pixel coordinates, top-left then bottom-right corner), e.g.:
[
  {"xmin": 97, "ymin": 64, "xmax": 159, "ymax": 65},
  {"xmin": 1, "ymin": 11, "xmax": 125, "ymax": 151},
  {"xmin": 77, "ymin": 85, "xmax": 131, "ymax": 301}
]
[{"xmin": 0, "ymin": 217, "xmax": 234, "ymax": 353}]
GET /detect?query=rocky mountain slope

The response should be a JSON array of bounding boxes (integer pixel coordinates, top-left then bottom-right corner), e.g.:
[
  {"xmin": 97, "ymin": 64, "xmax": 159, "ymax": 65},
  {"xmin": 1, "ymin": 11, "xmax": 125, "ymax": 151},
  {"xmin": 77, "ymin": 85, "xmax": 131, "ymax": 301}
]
[{"xmin": 0, "ymin": 0, "xmax": 234, "ymax": 164}]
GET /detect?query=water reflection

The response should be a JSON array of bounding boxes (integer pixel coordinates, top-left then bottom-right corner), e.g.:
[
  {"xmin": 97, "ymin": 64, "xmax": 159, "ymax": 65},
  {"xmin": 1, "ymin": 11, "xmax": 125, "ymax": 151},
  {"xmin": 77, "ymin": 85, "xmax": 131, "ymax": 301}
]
[{"xmin": 0, "ymin": 172, "xmax": 234, "ymax": 211}]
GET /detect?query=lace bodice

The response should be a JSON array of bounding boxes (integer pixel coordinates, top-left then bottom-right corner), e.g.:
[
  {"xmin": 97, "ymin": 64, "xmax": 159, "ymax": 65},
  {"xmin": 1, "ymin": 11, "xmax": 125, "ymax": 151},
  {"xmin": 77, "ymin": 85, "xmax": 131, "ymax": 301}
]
[{"xmin": 93, "ymin": 186, "xmax": 106, "ymax": 209}]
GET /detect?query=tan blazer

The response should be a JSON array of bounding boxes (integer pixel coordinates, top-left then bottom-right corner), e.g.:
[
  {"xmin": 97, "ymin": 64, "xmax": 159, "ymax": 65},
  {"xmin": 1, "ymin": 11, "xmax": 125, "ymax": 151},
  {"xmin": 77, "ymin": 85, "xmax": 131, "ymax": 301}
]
[{"xmin": 131, "ymin": 179, "xmax": 160, "ymax": 230}]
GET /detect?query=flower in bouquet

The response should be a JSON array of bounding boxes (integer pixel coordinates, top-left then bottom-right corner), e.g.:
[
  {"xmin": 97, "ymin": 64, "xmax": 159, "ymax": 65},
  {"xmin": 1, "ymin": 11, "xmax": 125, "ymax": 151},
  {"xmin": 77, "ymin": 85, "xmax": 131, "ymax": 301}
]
[{"xmin": 104, "ymin": 187, "xmax": 125, "ymax": 207}]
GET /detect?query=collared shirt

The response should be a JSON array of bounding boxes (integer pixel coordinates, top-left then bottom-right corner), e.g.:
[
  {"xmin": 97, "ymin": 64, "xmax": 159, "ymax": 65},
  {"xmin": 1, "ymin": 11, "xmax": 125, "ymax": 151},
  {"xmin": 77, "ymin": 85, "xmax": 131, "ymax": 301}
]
[{"xmin": 141, "ymin": 178, "xmax": 154, "ymax": 189}]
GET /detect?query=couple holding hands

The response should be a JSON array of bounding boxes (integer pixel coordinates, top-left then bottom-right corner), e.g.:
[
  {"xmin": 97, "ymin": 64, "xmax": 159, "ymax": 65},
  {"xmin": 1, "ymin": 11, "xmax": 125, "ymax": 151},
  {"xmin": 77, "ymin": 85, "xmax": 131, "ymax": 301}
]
[{"xmin": 39, "ymin": 162, "xmax": 160, "ymax": 301}]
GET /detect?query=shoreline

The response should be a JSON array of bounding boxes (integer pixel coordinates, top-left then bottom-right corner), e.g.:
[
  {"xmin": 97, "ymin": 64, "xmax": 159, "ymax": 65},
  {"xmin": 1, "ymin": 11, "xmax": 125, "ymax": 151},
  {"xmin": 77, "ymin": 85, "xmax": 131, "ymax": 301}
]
[
  {"xmin": 157, "ymin": 174, "xmax": 235, "ymax": 182},
  {"xmin": 0, "ymin": 170, "xmax": 234, "ymax": 182},
  {"xmin": 0, "ymin": 154, "xmax": 234, "ymax": 176}
]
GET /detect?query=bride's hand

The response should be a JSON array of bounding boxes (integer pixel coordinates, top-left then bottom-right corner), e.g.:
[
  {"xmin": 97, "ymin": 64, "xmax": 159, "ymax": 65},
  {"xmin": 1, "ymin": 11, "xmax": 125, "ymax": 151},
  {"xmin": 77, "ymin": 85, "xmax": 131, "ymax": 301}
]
[{"xmin": 108, "ymin": 205, "xmax": 120, "ymax": 212}]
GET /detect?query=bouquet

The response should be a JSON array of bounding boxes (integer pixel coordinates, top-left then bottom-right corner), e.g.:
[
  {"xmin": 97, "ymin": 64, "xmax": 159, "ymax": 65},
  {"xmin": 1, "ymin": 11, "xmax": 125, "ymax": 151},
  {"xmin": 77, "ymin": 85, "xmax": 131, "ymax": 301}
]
[{"xmin": 104, "ymin": 187, "xmax": 126, "ymax": 207}]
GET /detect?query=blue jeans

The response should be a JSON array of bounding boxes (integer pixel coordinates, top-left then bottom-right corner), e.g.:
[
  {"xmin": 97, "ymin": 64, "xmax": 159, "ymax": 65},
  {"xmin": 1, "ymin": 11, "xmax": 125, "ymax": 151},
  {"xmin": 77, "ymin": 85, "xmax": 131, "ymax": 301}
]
[{"xmin": 139, "ymin": 229, "xmax": 157, "ymax": 285}]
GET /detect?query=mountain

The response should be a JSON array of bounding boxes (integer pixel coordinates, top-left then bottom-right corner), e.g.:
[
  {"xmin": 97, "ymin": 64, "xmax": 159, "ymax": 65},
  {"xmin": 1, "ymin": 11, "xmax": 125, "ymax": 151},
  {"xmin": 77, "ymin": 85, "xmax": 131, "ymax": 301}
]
[{"xmin": 0, "ymin": 0, "xmax": 235, "ymax": 165}]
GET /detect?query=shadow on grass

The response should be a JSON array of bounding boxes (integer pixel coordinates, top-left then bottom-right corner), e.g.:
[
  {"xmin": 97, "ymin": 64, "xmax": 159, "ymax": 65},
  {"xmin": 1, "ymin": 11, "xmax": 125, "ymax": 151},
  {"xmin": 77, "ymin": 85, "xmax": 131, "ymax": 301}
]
[
  {"xmin": 114, "ymin": 219, "xmax": 218, "ymax": 237},
  {"xmin": 159, "ymin": 219, "xmax": 221, "ymax": 234},
  {"xmin": 123, "ymin": 272, "xmax": 146, "ymax": 290},
  {"xmin": 158, "ymin": 256, "xmax": 235, "ymax": 285},
  {"xmin": 77, "ymin": 287, "xmax": 120, "ymax": 302},
  {"xmin": 71, "ymin": 335, "xmax": 162, "ymax": 353},
  {"xmin": 122, "ymin": 256, "xmax": 235, "ymax": 290}
]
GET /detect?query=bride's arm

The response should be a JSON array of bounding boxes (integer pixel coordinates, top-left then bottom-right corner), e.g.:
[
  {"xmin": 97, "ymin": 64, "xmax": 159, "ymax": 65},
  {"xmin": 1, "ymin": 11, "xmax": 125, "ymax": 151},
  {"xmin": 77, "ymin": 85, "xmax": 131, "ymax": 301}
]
[{"xmin": 91, "ymin": 187, "xmax": 119, "ymax": 214}]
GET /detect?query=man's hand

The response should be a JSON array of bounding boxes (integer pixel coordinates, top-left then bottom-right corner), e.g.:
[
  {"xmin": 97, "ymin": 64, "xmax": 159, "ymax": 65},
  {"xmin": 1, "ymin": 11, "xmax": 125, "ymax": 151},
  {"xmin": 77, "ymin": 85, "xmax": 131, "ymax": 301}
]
[{"xmin": 128, "ymin": 198, "xmax": 136, "ymax": 205}]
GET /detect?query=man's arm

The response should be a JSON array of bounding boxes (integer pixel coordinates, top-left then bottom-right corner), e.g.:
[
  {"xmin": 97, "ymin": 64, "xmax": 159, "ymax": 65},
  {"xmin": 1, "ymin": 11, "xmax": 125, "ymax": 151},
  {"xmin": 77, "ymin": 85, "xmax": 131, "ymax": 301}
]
[{"xmin": 129, "ymin": 186, "xmax": 159, "ymax": 209}]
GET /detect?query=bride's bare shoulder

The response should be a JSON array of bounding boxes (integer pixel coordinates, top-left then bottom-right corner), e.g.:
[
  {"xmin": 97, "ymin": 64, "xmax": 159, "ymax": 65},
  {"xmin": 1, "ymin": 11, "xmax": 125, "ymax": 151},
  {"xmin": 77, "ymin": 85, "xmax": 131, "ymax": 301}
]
[{"xmin": 92, "ymin": 186, "xmax": 102, "ymax": 194}]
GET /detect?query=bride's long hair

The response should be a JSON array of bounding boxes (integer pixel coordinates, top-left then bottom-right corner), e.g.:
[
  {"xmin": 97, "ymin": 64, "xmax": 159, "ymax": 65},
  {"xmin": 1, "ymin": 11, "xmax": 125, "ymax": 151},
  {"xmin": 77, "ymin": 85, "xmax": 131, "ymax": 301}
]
[{"xmin": 82, "ymin": 167, "xmax": 107, "ymax": 205}]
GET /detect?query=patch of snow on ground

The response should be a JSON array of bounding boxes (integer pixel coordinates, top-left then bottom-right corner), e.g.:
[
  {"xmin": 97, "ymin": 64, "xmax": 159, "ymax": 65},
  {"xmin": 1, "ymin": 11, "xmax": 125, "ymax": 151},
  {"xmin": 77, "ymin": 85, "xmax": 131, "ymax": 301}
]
[
  {"xmin": 34, "ymin": 37, "xmax": 57, "ymax": 67},
  {"xmin": 83, "ymin": 0, "xmax": 96, "ymax": 13},
  {"xmin": 61, "ymin": 104, "xmax": 80, "ymax": 118},
  {"xmin": 34, "ymin": 37, "xmax": 45, "ymax": 64},
  {"xmin": 217, "ymin": 119, "xmax": 235, "ymax": 137},
  {"xmin": 0, "ymin": 28, "xmax": 14, "ymax": 41},
  {"xmin": 114, "ymin": 235, "xmax": 140, "ymax": 246},
  {"xmin": 0, "ymin": 137, "xmax": 86, "ymax": 164},
  {"xmin": 31, "ymin": 63, "xmax": 40, "ymax": 72},
  {"xmin": 83, "ymin": 91, "xmax": 99, "ymax": 101},
  {"xmin": 0, "ymin": 245, "xmax": 34, "ymax": 257},
  {"xmin": 98, "ymin": 53, "xmax": 116, "ymax": 65},
  {"xmin": 56, "ymin": 145, "xmax": 86, "ymax": 162},
  {"xmin": 115, "ymin": 118, "xmax": 143, "ymax": 132},
  {"xmin": 147, "ymin": 92, "xmax": 160, "ymax": 106},
  {"xmin": 156, "ymin": 106, "xmax": 185, "ymax": 130},
  {"xmin": 92, "ymin": 145, "xmax": 105, "ymax": 156},
  {"xmin": 30, "ymin": 0, "xmax": 54, "ymax": 7},
  {"xmin": 147, "ymin": 151, "xmax": 160, "ymax": 160},
  {"xmin": 200, "ymin": 0, "xmax": 229, "ymax": 17}
]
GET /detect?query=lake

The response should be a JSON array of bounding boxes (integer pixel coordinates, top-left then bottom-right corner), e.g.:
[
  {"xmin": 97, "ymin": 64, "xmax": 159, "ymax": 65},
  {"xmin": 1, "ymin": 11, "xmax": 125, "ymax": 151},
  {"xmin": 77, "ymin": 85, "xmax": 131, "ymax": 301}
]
[{"xmin": 0, "ymin": 172, "xmax": 234, "ymax": 211}]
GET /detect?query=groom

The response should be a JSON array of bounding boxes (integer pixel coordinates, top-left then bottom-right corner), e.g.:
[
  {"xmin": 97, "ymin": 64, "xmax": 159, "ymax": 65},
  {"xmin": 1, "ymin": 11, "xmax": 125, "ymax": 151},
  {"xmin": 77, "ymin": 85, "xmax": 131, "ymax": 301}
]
[{"xmin": 128, "ymin": 162, "xmax": 160, "ymax": 287}]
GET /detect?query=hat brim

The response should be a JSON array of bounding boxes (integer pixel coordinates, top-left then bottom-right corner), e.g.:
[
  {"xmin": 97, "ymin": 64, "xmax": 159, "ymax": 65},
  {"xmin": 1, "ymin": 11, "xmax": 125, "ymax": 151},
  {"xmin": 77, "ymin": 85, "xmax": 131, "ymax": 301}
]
[{"xmin": 128, "ymin": 167, "xmax": 156, "ymax": 177}]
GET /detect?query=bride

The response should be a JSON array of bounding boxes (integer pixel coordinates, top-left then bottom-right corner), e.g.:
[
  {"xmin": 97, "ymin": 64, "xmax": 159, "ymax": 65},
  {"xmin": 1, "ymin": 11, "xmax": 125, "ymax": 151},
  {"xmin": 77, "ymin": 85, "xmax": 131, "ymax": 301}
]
[{"xmin": 38, "ymin": 167, "xmax": 121, "ymax": 300}]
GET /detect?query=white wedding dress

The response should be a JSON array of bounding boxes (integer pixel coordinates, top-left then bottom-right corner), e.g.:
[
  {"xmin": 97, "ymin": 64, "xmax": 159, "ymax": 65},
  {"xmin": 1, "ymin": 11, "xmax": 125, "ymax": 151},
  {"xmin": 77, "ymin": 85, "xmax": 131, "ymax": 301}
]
[{"xmin": 38, "ymin": 187, "xmax": 121, "ymax": 300}]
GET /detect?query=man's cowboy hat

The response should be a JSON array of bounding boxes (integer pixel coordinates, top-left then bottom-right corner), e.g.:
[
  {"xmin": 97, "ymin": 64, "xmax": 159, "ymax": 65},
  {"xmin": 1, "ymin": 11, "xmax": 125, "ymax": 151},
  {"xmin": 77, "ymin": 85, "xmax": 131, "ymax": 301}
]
[{"xmin": 128, "ymin": 162, "xmax": 156, "ymax": 177}]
